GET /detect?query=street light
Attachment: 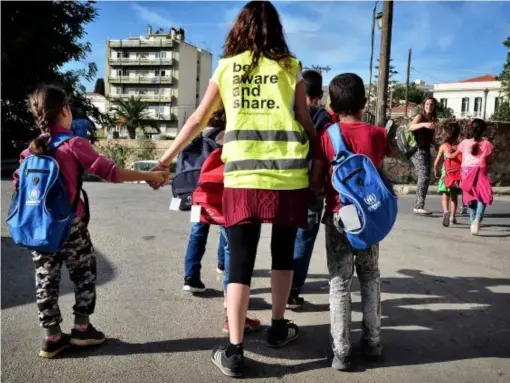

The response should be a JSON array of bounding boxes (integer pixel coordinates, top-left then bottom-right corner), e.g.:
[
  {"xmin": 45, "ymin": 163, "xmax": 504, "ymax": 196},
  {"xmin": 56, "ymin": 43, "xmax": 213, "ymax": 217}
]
[
  {"xmin": 483, "ymin": 88, "xmax": 489, "ymax": 120},
  {"xmin": 376, "ymin": 12, "xmax": 383, "ymax": 29}
]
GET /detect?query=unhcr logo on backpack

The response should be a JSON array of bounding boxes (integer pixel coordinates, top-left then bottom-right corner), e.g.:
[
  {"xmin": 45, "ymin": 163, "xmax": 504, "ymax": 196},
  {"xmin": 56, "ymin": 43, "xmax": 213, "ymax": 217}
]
[
  {"xmin": 364, "ymin": 193, "xmax": 382, "ymax": 212},
  {"xmin": 26, "ymin": 189, "xmax": 41, "ymax": 205}
]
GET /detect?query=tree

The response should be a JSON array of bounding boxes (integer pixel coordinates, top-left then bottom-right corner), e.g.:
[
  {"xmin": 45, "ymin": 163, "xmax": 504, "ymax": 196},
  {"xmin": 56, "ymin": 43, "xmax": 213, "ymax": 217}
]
[
  {"xmin": 110, "ymin": 97, "xmax": 160, "ymax": 139},
  {"xmin": 303, "ymin": 65, "xmax": 331, "ymax": 75},
  {"xmin": 375, "ymin": 59, "xmax": 399, "ymax": 115},
  {"xmin": 391, "ymin": 83, "xmax": 426, "ymax": 105},
  {"xmin": 491, "ymin": 37, "xmax": 510, "ymax": 122},
  {"xmin": 1, "ymin": 1, "xmax": 104, "ymax": 158},
  {"xmin": 93, "ymin": 78, "xmax": 105, "ymax": 96}
]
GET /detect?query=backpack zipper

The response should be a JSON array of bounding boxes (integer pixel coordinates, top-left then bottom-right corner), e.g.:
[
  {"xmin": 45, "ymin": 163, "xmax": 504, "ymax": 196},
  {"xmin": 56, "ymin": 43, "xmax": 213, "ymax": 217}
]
[{"xmin": 25, "ymin": 169, "xmax": 50, "ymax": 175}]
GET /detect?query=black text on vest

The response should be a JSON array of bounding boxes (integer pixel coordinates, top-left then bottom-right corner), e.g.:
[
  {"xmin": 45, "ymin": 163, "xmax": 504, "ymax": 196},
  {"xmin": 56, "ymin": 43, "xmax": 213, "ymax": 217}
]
[{"xmin": 232, "ymin": 63, "xmax": 280, "ymax": 110}]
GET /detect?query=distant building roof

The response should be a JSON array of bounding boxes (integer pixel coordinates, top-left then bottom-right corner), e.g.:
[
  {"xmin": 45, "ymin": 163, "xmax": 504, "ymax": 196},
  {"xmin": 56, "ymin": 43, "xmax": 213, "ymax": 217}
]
[
  {"xmin": 86, "ymin": 92, "xmax": 105, "ymax": 98},
  {"xmin": 460, "ymin": 74, "xmax": 498, "ymax": 83}
]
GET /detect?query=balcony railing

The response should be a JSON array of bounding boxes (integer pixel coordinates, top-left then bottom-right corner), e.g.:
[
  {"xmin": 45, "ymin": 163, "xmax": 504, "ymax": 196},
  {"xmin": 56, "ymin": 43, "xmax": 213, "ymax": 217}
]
[
  {"xmin": 108, "ymin": 76, "xmax": 172, "ymax": 84},
  {"xmin": 108, "ymin": 57, "xmax": 173, "ymax": 66},
  {"xmin": 109, "ymin": 39, "xmax": 174, "ymax": 48},
  {"xmin": 113, "ymin": 94, "xmax": 172, "ymax": 102}
]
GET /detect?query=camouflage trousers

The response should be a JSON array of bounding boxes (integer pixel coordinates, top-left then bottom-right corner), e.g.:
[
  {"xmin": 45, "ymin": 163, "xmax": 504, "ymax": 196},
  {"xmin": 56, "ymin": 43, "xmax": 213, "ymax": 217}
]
[
  {"xmin": 325, "ymin": 216, "xmax": 381, "ymax": 358},
  {"xmin": 31, "ymin": 217, "xmax": 96, "ymax": 328}
]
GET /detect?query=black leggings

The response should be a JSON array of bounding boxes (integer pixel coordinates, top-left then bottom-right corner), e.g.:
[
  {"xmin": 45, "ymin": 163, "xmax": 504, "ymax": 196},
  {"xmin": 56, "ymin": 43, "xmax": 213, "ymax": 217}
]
[{"xmin": 227, "ymin": 224, "xmax": 298, "ymax": 286}]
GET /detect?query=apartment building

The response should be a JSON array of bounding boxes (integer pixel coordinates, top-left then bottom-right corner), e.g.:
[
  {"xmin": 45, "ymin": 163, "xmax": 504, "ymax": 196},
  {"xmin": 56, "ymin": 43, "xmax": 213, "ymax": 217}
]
[
  {"xmin": 433, "ymin": 75, "xmax": 504, "ymax": 120},
  {"xmin": 105, "ymin": 26, "xmax": 212, "ymax": 137}
]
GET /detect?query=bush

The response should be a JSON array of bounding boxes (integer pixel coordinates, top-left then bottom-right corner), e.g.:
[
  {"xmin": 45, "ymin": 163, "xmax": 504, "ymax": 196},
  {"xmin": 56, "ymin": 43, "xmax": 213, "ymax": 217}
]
[
  {"xmin": 96, "ymin": 142, "xmax": 134, "ymax": 168},
  {"xmin": 158, "ymin": 135, "xmax": 174, "ymax": 140}
]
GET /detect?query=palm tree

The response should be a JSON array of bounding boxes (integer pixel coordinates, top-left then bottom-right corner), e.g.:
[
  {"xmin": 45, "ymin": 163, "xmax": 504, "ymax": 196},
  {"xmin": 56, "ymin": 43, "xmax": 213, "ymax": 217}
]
[{"xmin": 110, "ymin": 96, "xmax": 159, "ymax": 139}]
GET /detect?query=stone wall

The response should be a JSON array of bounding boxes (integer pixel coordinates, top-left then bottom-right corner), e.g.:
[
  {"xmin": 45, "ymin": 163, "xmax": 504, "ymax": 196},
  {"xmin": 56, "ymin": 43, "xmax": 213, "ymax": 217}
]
[
  {"xmin": 383, "ymin": 120, "xmax": 510, "ymax": 186},
  {"xmin": 95, "ymin": 121, "xmax": 510, "ymax": 185}
]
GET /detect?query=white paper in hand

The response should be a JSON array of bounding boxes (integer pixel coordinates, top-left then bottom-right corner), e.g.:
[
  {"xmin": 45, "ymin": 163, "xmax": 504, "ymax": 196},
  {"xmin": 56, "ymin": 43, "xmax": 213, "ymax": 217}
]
[
  {"xmin": 169, "ymin": 197, "xmax": 182, "ymax": 211},
  {"xmin": 190, "ymin": 205, "xmax": 202, "ymax": 223},
  {"xmin": 338, "ymin": 204, "xmax": 362, "ymax": 232}
]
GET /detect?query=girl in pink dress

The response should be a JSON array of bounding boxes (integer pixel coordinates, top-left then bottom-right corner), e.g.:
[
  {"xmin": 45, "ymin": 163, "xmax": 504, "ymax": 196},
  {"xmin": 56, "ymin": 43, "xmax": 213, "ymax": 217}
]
[{"xmin": 446, "ymin": 119, "xmax": 493, "ymax": 235}]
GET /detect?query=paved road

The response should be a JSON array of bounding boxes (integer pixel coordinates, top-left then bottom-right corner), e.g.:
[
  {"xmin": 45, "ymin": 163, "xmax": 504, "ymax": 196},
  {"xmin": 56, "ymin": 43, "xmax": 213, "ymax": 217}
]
[{"xmin": 2, "ymin": 181, "xmax": 510, "ymax": 383}]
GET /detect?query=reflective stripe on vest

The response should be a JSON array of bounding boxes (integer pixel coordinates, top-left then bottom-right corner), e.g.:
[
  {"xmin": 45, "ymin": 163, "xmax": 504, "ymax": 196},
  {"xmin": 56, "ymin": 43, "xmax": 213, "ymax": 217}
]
[
  {"xmin": 223, "ymin": 130, "xmax": 306, "ymax": 144},
  {"xmin": 216, "ymin": 52, "xmax": 309, "ymax": 190},
  {"xmin": 224, "ymin": 158, "xmax": 308, "ymax": 172}
]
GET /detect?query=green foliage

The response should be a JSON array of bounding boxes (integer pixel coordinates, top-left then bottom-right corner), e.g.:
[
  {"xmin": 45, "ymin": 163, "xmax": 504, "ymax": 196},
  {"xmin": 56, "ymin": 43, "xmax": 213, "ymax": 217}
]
[
  {"xmin": 96, "ymin": 142, "xmax": 134, "ymax": 169},
  {"xmin": 490, "ymin": 101, "xmax": 510, "ymax": 122},
  {"xmin": 93, "ymin": 78, "xmax": 106, "ymax": 96},
  {"xmin": 110, "ymin": 97, "xmax": 160, "ymax": 139},
  {"xmin": 412, "ymin": 102, "xmax": 454, "ymax": 119},
  {"xmin": 1, "ymin": 1, "xmax": 106, "ymax": 158},
  {"xmin": 392, "ymin": 83, "xmax": 426, "ymax": 105}
]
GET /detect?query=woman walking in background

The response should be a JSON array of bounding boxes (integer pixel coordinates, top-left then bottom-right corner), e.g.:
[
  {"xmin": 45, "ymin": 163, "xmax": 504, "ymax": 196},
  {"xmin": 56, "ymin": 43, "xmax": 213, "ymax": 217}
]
[
  {"xmin": 150, "ymin": 1, "xmax": 315, "ymax": 377},
  {"xmin": 409, "ymin": 97, "xmax": 437, "ymax": 215}
]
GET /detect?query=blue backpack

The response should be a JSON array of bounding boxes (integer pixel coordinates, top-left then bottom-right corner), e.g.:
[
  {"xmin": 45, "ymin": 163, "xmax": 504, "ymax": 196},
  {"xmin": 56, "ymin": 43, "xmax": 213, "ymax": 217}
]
[
  {"xmin": 171, "ymin": 128, "xmax": 223, "ymax": 211},
  {"xmin": 6, "ymin": 133, "xmax": 88, "ymax": 253},
  {"xmin": 328, "ymin": 123, "xmax": 398, "ymax": 249}
]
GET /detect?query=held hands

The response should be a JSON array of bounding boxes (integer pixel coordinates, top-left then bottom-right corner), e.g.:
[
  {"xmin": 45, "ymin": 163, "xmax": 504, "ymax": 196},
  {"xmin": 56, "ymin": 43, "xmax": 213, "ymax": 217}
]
[{"xmin": 148, "ymin": 162, "xmax": 170, "ymax": 190}]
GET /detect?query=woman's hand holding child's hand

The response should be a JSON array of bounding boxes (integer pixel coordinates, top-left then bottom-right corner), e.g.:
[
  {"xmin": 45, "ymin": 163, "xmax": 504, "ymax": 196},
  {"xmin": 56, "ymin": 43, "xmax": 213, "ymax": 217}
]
[{"xmin": 148, "ymin": 162, "xmax": 170, "ymax": 190}]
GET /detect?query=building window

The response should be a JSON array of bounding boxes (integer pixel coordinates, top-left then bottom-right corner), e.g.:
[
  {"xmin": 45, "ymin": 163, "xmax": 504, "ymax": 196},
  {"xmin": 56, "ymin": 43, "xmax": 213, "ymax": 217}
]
[
  {"xmin": 122, "ymin": 51, "xmax": 129, "ymax": 58},
  {"xmin": 116, "ymin": 52, "xmax": 121, "ymax": 59},
  {"xmin": 474, "ymin": 97, "xmax": 482, "ymax": 117},
  {"xmin": 161, "ymin": 70, "xmax": 166, "ymax": 77},
  {"xmin": 440, "ymin": 98, "xmax": 447, "ymax": 108},
  {"xmin": 495, "ymin": 97, "xmax": 503, "ymax": 113},
  {"xmin": 161, "ymin": 52, "xmax": 167, "ymax": 58},
  {"xmin": 461, "ymin": 97, "xmax": 470, "ymax": 116}
]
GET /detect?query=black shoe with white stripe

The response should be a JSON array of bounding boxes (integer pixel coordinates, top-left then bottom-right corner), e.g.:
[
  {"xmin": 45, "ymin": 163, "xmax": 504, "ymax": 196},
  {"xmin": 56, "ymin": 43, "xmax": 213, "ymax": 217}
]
[
  {"xmin": 211, "ymin": 345, "xmax": 244, "ymax": 377},
  {"xmin": 266, "ymin": 319, "xmax": 299, "ymax": 348},
  {"xmin": 183, "ymin": 277, "xmax": 206, "ymax": 293}
]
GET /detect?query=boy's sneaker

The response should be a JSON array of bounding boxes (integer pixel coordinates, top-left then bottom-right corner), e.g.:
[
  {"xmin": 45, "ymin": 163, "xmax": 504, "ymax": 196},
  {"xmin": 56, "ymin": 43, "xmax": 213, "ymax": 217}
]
[
  {"xmin": 183, "ymin": 277, "xmax": 206, "ymax": 293},
  {"xmin": 331, "ymin": 353, "xmax": 352, "ymax": 371},
  {"xmin": 442, "ymin": 212, "xmax": 451, "ymax": 227},
  {"xmin": 286, "ymin": 295, "xmax": 304, "ymax": 310},
  {"xmin": 70, "ymin": 324, "xmax": 106, "ymax": 347},
  {"xmin": 470, "ymin": 219, "xmax": 480, "ymax": 236},
  {"xmin": 223, "ymin": 315, "xmax": 261, "ymax": 334},
  {"xmin": 211, "ymin": 345, "xmax": 244, "ymax": 377},
  {"xmin": 360, "ymin": 339, "xmax": 383, "ymax": 359},
  {"xmin": 450, "ymin": 216, "xmax": 457, "ymax": 225},
  {"xmin": 266, "ymin": 319, "xmax": 299, "ymax": 348},
  {"xmin": 39, "ymin": 334, "xmax": 71, "ymax": 358},
  {"xmin": 413, "ymin": 208, "xmax": 432, "ymax": 216}
]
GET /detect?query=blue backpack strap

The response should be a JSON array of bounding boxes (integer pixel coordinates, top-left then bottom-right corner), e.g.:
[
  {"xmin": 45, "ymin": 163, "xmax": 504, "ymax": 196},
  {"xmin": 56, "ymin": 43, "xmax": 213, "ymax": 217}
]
[
  {"xmin": 327, "ymin": 123, "xmax": 351, "ymax": 162},
  {"xmin": 48, "ymin": 133, "xmax": 75, "ymax": 151}
]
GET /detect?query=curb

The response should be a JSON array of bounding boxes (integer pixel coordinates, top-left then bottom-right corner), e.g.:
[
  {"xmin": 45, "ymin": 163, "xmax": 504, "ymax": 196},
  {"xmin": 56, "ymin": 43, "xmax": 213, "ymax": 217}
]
[{"xmin": 393, "ymin": 185, "xmax": 510, "ymax": 196}]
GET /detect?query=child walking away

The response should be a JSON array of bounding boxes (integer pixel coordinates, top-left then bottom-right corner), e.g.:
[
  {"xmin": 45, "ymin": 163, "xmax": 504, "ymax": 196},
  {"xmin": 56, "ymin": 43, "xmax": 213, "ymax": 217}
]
[
  {"xmin": 7, "ymin": 85, "xmax": 168, "ymax": 359},
  {"xmin": 288, "ymin": 69, "xmax": 331, "ymax": 310},
  {"xmin": 446, "ymin": 119, "xmax": 493, "ymax": 235},
  {"xmin": 434, "ymin": 120, "xmax": 462, "ymax": 227},
  {"xmin": 311, "ymin": 73, "xmax": 392, "ymax": 371}
]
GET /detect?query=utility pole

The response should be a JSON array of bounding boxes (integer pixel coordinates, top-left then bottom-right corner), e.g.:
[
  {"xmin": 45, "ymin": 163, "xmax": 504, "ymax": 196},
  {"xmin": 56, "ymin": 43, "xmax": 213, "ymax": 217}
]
[
  {"xmin": 366, "ymin": 1, "xmax": 378, "ymax": 118},
  {"xmin": 376, "ymin": 0, "xmax": 394, "ymax": 127},
  {"xmin": 404, "ymin": 48, "xmax": 412, "ymax": 118}
]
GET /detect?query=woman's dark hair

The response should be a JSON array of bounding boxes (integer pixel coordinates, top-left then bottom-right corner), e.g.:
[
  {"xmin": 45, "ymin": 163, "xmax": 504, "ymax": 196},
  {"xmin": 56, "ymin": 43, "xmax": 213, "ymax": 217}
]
[
  {"xmin": 420, "ymin": 97, "xmax": 437, "ymax": 121},
  {"xmin": 28, "ymin": 85, "xmax": 69, "ymax": 155},
  {"xmin": 439, "ymin": 119, "xmax": 460, "ymax": 145},
  {"xmin": 207, "ymin": 105, "xmax": 226, "ymax": 129},
  {"xmin": 470, "ymin": 118, "xmax": 486, "ymax": 156},
  {"xmin": 223, "ymin": 1, "xmax": 294, "ymax": 80}
]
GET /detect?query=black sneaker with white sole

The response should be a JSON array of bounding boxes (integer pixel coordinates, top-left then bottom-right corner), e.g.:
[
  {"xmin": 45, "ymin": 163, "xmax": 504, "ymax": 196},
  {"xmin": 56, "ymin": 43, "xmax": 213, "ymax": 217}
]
[
  {"xmin": 183, "ymin": 277, "xmax": 206, "ymax": 293},
  {"xmin": 70, "ymin": 324, "xmax": 106, "ymax": 347},
  {"xmin": 286, "ymin": 295, "xmax": 304, "ymax": 310},
  {"xmin": 39, "ymin": 334, "xmax": 71, "ymax": 358},
  {"xmin": 211, "ymin": 345, "xmax": 244, "ymax": 377},
  {"xmin": 266, "ymin": 319, "xmax": 299, "ymax": 348}
]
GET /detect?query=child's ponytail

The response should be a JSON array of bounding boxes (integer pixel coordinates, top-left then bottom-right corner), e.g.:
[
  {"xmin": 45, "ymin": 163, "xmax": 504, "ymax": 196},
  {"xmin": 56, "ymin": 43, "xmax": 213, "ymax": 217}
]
[
  {"xmin": 470, "ymin": 118, "xmax": 486, "ymax": 156},
  {"xmin": 28, "ymin": 85, "xmax": 69, "ymax": 155}
]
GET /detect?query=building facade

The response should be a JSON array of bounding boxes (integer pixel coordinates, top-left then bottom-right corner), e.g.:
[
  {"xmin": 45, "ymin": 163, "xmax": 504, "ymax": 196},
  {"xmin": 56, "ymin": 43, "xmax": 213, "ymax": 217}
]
[
  {"xmin": 105, "ymin": 27, "xmax": 212, "ymax": 137},
  {"xmin": 432, "ymin": 75, "xmax": 505, "ymax": 120}
]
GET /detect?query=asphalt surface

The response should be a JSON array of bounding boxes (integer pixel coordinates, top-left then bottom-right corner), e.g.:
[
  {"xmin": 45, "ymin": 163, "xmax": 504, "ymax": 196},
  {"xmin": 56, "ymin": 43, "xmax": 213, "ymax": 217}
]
[{"xmin": 2, "ymin": 181, "xmax": 510, "ymax": 383}]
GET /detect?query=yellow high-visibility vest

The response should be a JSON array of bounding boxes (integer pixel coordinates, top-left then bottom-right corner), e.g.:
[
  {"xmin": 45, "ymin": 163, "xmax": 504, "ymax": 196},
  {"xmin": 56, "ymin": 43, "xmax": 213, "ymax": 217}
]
[{"xmin": 214, "ymin": 51, "xmax": 309, "ymax": 190}]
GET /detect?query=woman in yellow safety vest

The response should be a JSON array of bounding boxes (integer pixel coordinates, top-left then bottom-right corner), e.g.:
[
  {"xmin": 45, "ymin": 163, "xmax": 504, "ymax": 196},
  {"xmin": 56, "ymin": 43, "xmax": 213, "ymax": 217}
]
[{"xmin": 153, "ymin": 1, "xmax": 315, "ymax": 376}]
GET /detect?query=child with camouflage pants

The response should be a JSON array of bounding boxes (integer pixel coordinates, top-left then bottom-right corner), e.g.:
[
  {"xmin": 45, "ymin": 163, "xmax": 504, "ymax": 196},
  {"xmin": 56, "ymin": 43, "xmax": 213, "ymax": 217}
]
[
  {"xmin": 311, "ymin": 73, "xmax": 389, "ymax": 370},
  {"xmin": 14, "ymin": 85, "xmax": 169, "ymax": 358}
]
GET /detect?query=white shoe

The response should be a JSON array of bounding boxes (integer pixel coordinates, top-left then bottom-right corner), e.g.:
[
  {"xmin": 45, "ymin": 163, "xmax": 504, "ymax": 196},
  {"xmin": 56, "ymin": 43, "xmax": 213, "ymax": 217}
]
[
  {"xmin": 470, "ymin": 219, "xmax": 480, "ymax": 235},
  {"xmin": 413, "ymin": 208, "xmax": 432, "ymax": 216}
]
